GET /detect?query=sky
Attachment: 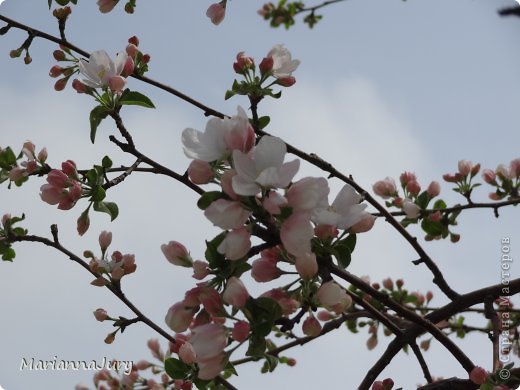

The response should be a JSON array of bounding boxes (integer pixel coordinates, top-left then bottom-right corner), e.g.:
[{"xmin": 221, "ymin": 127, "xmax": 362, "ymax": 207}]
[{"xmin": 0, "ymin": 0, "xmax": 520, "ymax": 389}]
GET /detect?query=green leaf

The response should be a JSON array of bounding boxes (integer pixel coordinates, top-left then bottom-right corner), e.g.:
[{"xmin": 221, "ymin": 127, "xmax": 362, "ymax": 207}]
[
  {"xmin": 164, "ymin": 357, "xmax": 190, "ymax": 380},
  {"xmin": 90, "ymin": 186, "xmax": 106, "ymax": 202},
  {"xmin": 416, "ymin": 191, "xmax": 430, "ymax": 209},
  {"xmin": 332, "ymin": 234, "xmax": 356, "ymax": 268},
  {"xmin": 225, "ymin": 90, "xmax": 236, "ymax": 100},
  {"xmin": 101, "ymin": 156, "xmax": 113, "ymax": 169},
  {"xmin": 204, "ymin": 233, "xmax": 226, "ymax": 269},
  {"xmin": 433, "ymin": 199, "xmax": 447, "ymax": 209},
  {"xmin": 93, "ymin": 201, "xmax": 119, "ymax": 221},
  {"xmin": 197, "ymin": 191, "xmax": 225, "ymax": 210},
  {"xmin": 85, "ymin": 169, "xmax": 99, "ymax": 185},
  {"xmin": 263, "ymin": 355, "xmax": 278, "ymax": 372},
  {"xmin": 247, "ymin": 335, "xmax": 267, "ymax": 357},
  {"xmin": 48, "ymin": 0, "xmax": 52, "ymax": 8},
  {"xmin": 89, "ymin": 106, "xmax": 109, "ymax": 144},
  {"xmin": 1, "ymin": 246, "xmax": 15, "ymax": 261},
  {"xmin": 258, "ymin": 116, "xmax": 270, "ymax": 129},
  {"xmin": 0, "ymin": 147, "xmax": 17, "ymax": 169},
  {"xmin": 119, "ymin": 90, "xmax": 155, "ymax": 108},
  {"xmin": 421, "ymin": 219, "xmax": 444, "ymax": 236}
]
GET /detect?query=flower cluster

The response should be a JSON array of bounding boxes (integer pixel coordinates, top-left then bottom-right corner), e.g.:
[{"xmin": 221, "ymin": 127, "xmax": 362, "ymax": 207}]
[
  {"xmin": 442, "ymin": 159, "xmax": 481, "ymax": 200},
  {"xmin": 482, "ymin": 157, "xmax": 520, "ymax": 200},
  {"xmin": 7, "ymin": 141, "xmax": 47, "ymax": 186},
  {"xmin": 84, "ymin": 231, "xmax": 137, "ymax": 285},
  {"xmin": 225, "ymin": 45, "xmax": 300, "ymax": 101},
  {"xmin": 40, "ymin": 160, "xmax": 83, "ymax": 211}
]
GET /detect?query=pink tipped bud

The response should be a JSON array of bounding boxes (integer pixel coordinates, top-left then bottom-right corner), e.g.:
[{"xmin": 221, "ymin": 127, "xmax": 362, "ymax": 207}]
[
  {"xmin": 277, "ymin": 76, "xmax": 296, "ymax": 87},
  {"xmin": 99, "ymin": 231, "xmax": 112, "ymax": 252},
  {"xmin": 188, "ymin": 160, "xmax": 214, "ymax": 184},
  {"xmin": 124, "ymin": 3, "xmax": 134, "ymax": 13},
  {"xmin": 316, "ymin": 310, "xmax": 333, "ymax": 321},
  {"xmin": 141, "ymin": 54, "xmax": 151, "ymax": 63},
  {"xmin": 373, "ymin": 177, "xmax": 397, "ymax": 199},
  {"xmin": 429, "ymin": 211, "xmax": 442, "ymax": 222},
  {"xmin": 24, "ymin": 55, "xmax": 32, "ymax": 65},
  {"xmin": 37, "ymin": 147, "xmax": 48, "ymax": 162},
  {"xmin": 302, "ymin": 315, "xmax": 322, "ymax": 337},
  {"xmin": 427, "ymin": 181, "xmax": 441, "ymax": 197},
  {"xmin": 286, "ymin": 358, "xmax": 296, "ymax": 367},
  {"xmin": 53, "ymin": 50, "xmax": 66, "ymax": 61},
  {"xmin": 104, "ymin": 332, "xmax": 116, "ymax": 344},
  {"xmin": 122, "ymin": 57, "xmax": 135, "ymax": 77},
  {"xmin": 126, "ymin": 43, "xmax": 139, "ymax": 58},
  {"xmin": 94, "ymin": 308, "xmax": 109, "ymax": 322},
  {"xmin": 382, "ymin": 378, "xmax": 394, "ymax": 389},
  {"xmin": 54, "ymin": 78, "xmax": 68, "ymax": 91},
  {"xmin": 231, "ymin": 320, "xmax": 250, "ymax": 342},
  {"xmin": 471, "ymin": 163, "xmax": 480, "ymax": 176},
  {"xmin": 161, "ymin": 241, "xmax": 192, "ymax": 267},
  {"xmin": 482, "ymin": 169, "xmax": 496, "ymax": 185},
  {"xmin": 108, "ymin": 75, "xmax": 127, "ymax": 94},
  {"xmin": 396, "ymin": 279, "xmax": 404, "ymax": 288},
  {"xmin": 450, "ymin": 233, "xmax": 460, "ymax": 243},
  {"xmin": 222, "ymin": 277, "xmax": 249, "ymax": 308},
  {"xmin": 407, "ymin": 180, "xmax": 421, "ymax": 196},
  {"xmin": 458, "ymin": 160, "xmax": 472, "ymax": 176},
  {"xmin": 399, "ymin": 171, "xmax": 416, "ymax": 185},
  {"xmin": 10, "ymin": 49, "xmax": 22, "ymax": 58},
  {"xmin": 469, "ymin": 366, "xmax": 488, "ymax": 385},
  {"xmin": 178, "ymin": 342, "xmax": 197, "ymax": 364},
  {"xmin": 49, "ymin": 65, "xmax": 63, "ymax": 78},
  {"xmin": 192, "ymin": 260, "xmax": 210, "ymax": 280},
  {"xmin": 233, "ymin": 51, "xmax": 254, "ymax": 74},
  {"xmin": 382, "ymin": 278, "xmax": 393, "ymax": 290},
  {"xmin": 259, "ymin": 56, "xmax": 274, "ymax": 75},
  {"xmin": 72, "ymin": 79, "xmax": 86, "ymax": 94},
  {"xmin": 77, "ymin": 213, "xmax": 90, "ymax": 236},
  {"xmin": 426, "ymin": 291, "xmax": 433, "ymax": 302},
  {"xmin": 206, "ymin": 3, "xmax": 226, "ymax": 25},
  {"xmin": 128, "ymin": 36, "xmax": 140, "ymax": 46}
]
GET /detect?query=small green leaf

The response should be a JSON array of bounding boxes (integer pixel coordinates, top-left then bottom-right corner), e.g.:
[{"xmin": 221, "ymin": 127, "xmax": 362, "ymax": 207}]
[
  {"xmin": 416, "ymin": 191, "xmax": 430, "ymax": 209},
  {"xmin": 91, "ymin": 186, "xmax": 106, "ymax": 202},
  {"xmin": 433, "ymin": 199, "xmax": 447, "ymax": 209},
  {"xmin": 205, "ymin": 233, "xmax": 226, "ymax": 268},
  {"xmin": 258, "ymin": 116, "xmax": 270, "ymax": 129},
  {"xmin": 118, "ymin": 90, "xmax": 155, "ymax": 108},
  {"xmin": 164, "ymin": 357, "xmax": 190, "ymax": 380},
  {"xmin": 48, "ymin": 0, "xmax": 52, "ymax": 8},
  {"xmin": 101, "ymin": 156, "xmax": 113, "ymax": 169},
  {"xmin": 85, "ymin": 169, "xmax": 99, "ymax": 185},
  {"xmin": 89, "ymin": 106, "xmax": 109, "ymax": 144},
  {"xmin": 246, "ymin": 335, "xmax": 267, "ymax": 357},
  {"xmin": 197, "ymin": 191, "xmax": 225, "ymax": 210},
  {"xmin": 93, "ymin": 201, "xmax": 119, "ymax": 221},
  {"xmin": 421, "ymin": 219, "xmax": 444, "ymax": 236},
  {"xmin": 2, "ymin": 247, "xmax": 16, "ymax": 261},
  {"xmin": 0, "ymin": 147, "xmax": 17, "ymax": 169},
  {"xmin": 225, "ymin": 90, "xmax": 236, "ymax": 100}
]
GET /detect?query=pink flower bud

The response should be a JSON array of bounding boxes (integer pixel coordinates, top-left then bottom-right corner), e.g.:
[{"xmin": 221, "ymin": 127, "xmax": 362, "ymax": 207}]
[
  {"xmin": 372, "ymin": 177, "xmax": 397, "ymax": 199},
  {"xmin": 426, "ymin": 291, "xmax": 433, "ymax": 301},
  {"xmin": 231, "ymin": 320, "xmax": 250, "ymax": 342},
  {"xmin": 99, "ymin": 231, "xmax": 112, "ymax": 252},
  {"xmin": 161, "ymin": 241, "xmax": 193, "ymax": 267},
  {"xmin": 510, "ymin": 158, "xmax": 520, "ymax": 178},
  {"xmin": 217, "ymin": 228, "xmax": 251, "ymax": 261},
  {"xmin": 108, "ymin": 75, "xmax": 127, "ymax": 94},
  {"xmin": 128, "ymin": 36, "xmax": 139, "ymax": 46},
  {"xmin": 317, "ymin": 281, "xmax": 352, "ymax": 314},
  {"xmin": 259, "ymin": 56, "xmax": 274, "ymax": 75},
  {"xmin": 314, "ymin": 224, "xmax": 339, "ymax": 240},
  {"xmin": 9, "ymin": 167, "xmax": 25, "ymax": 181},
  {"xmin": 1, "ymin": 214, "xmax": 11, "ymax": 226},
  {"xmin": 233, "ymin": 51, "xmax": 254, "ymax": 74},
  {"xmin": 407, "ymin": 180, "xmax": 421, "ymax": 196},
  {"xmin": 93, "ymin": 308, "xmax": 109, "ymax": 322},
  {"xmin": 104, "ymin": 332, "xmax": 115, "ymax": 344},
  {"xmin": 350, "ymin": 215, "xmax": 376, "ymax": 234},
  {"xmin": 277, "ymin": 76, "xmax": 296, "ymax": 87},
  {"xmin": 382, "ymin": 278, "xmax": 393, "ymax": 290},
  {"xmin": 458, "ymin": 160, "xmax": 472, "ymax": 176},
  {"xmin": 366, "ymin": 335, "xmax": 378, "ymax": 350},
  {"xmin": 382, "ymin": 378, "xmax": 394, "ymax": 389},
  {"xmin": 316, "ymin": 310, "xmax": 333, "ymax": 321},
  {"xmin": 471, "ymin": 163, "xmax": 480, "ymax": 176},
  {"xmin": 54, "ymin": 78, "xmax": 68, "ymax": 91},
  {"xmin": 295, "ymin": 252, "xmax": 318, "ymax": 279},
  {"xmin": 206, "ymin": 3, "xmax": 226, "ymax": 25},
  {"xmin": 442, "ymin": 173, "xmax": 459, "ymax": 183},
  {"xmin": 147, "ymin": 339, "xmax": 164, "ymax": 361},
  {"xmin": 24, "ymin": 55, "xmax": 32, "ymax": 65},
  {"xmin": 427, "ymin": 181, "xmax": 441, "ymax": 197},
  {"xmin": 302, "ymin": 315, "xmax": 322, "ymax": 337},
  {"xmin": 399, "ymin": 171, "xmax": 416, "ymax": 185},
  {"xmin": 61, "ymin": 160, "xmax": 77, "ymax": 176},
  {"xmin": 37, "ymin": 147, "xmax": 48, "ymax": 162},
  {"xmin": 188, "ymin": 160, "xmax": 214, "ymax": 184},
  {"xmin": 126, "ymin": 43, "xmax": 139, "ymax": 58},
  {"xmin": 71, "ymin": 78, "xmax": 86, "ymax": 93},
  {"xmin": 192, "ymin": 260, "xmax": 209, "ymax": 280},
  {"xmin": 222, "ymin": 277, "xmax": 249, "ymax": 308},
  {"xmin": 396, "ymin": 279, "xmax": 404, "ymax": 288},
  {"xmin": 49, "ymin": 65, "xmax": 63, "ymax": 78},
  {"xmin": 142, "ymin": 54, "xmax": 151, "ymax": 63},
  {"xmin": 450, "ymin": 233, "xmax": 460, "ymax": 243},
  {"xmin": 97, "ymin": 0, "xmax": 118, "ymax": 13},
  {"xmin": 122, "ymin": 57, "xmax": 134, "ymax": 77},
  {"xmin": 251, "ymin": 256, "xmax": 281, "ymax": 282},
  {"xmin": 469, "ymin": 366, "xmax": 488, "ymax": 385},
  {"xmin": 429, "ymin": 211, "xmax": 441, "ymax": 222},
  {"xmin": 482, "ymin": 169, "xmax": 497, "ymax": 184},
  {"xmin": 77, "ymin": 213, "xmax": 90, "ymax": 236},
  {"xmin": 371, "ymin": 381, "xmax": 384, "ymax": 390},
  {"xmin": 53, "ymin": 50, "xmax": 66, "ymax": 61},
  {"xmin": 179, "ymin": 342, "xmax": 197, "ymax": 364}
]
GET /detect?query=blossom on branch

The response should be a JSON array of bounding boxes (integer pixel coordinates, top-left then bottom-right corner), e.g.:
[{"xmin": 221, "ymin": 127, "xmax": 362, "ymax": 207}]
[{"xmin": 78, "ymin": 50, "xmax": 128, "ymax": 91}]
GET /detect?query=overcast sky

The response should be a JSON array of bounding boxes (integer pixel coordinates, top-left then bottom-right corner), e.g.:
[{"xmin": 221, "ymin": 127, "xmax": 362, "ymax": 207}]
[{"xmin": 1, "ymin": 0, "xmax": 519, "ymax": 389}]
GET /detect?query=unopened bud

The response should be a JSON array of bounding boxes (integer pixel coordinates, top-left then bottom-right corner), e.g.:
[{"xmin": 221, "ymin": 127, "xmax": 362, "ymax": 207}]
[
  {"xmin": 10, "ymin": 49, "xmax": 22, "ymax": 58},
  {"xmin": 53, "ymin": 50, "xmax": 66, "ymax": 61},
  {"xmin": 104, "ymin": 332, "xmax": 116, "ymax": 344},
  {"xmin": 24, "ymin": 55, "xmax": 32, "ymax": 65},
  {"xmin": 128, "ymin": 36, "xmax": 140, "ymax": 46}
]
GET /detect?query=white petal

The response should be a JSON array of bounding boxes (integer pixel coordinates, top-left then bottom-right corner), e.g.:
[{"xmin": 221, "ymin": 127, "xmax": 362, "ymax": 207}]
[{"xmin": 255, "ymin": 136, "xmax": 286, "ymax": 171}]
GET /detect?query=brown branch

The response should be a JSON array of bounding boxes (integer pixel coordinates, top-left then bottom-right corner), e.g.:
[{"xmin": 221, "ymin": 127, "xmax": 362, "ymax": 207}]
[
  {"xmin": 102, "ymin": 157, "xmax": 142, "ymax": 190},
  {"xmin": 295, "ymin": 0, "xmax": 347, "ymax": 14}
]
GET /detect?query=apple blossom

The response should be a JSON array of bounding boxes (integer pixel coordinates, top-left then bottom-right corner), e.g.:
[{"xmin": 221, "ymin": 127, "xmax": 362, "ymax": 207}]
[
  {"xmin": 192, "ymin": 260, "xmax": 210, "ymax": 280},
  {"xmin": 406, "ymin": 180, "xmax": 421, "ymax": 196},
  {"xmin": 232, "ymin": 135, "xmax": 300, "ymax": 196},
  {"xmin": 179, "ymin": 342, "xmax": 197, "ymax": 364},
  {"xmin": 280, "ymin": 212, "xmax": 314, "ymax": 257},
  {"xmin": 78, "ymin": 50, "xmax": 128, "ymax": 90},
  {"xmin": 98, "ymin": 231, "xmax": 112, "ymax": 252},
  {"xmin": 350, "ymin": 214, "xmax": 376, "ymax": 233},
  {"xmin": 222, "ymin": 277, "xmax": 249, "ymax": 308},
  {"xmin": 482, "ymin": 169, "xmax": 497, "ymax": 184},
  {"xmin": 426, "ymin": 180, "xmax": 441, "ymax": 197},
  {"xmin": 233, "ymin": 52, "xmax": 254, "ymax": 74},
  {"xmin": 204, "ymin": 199, "xmax": 251, "ymax": 230},
  {"xmin": 206, "ymin": 2, "xmax": 226, "ymax": 25},
  {"xmin": 262, "ymin": 191, "xmax": 288, "ymax": 215},
  {"xmin": 314, "ymin": 184, "xmax": 370, "ymax": 230},
  {"xmin": 220, "ymin": 169, "xmax": 239, "ymax": 199},
  {"xmin": 189, "ymin": 324, "xmax": 227, "ymax": 379},
  {"xmin": 266, "ymin": 44, "xmax": 300, "ymax": 79},
  {"xmin": 182, "ymin": 106, "xmax": 254, "ymax": 162},
  {"xmin": 286, "ymin": 177, "xmax": 329, "ymax": 213},
  {"xmin": 217, "ymin": 227, "xmax": 251, "ymax": 260}
]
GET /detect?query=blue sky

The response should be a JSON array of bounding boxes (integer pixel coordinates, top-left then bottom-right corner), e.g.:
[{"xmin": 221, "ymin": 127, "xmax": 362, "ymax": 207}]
[{"xmin": 0, "ymin": 0, "xmax": 519, "ymax": 389}]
